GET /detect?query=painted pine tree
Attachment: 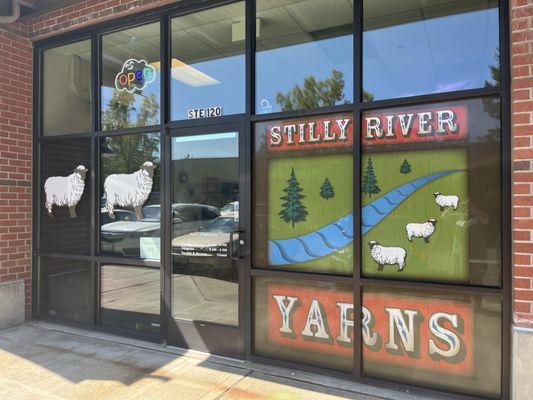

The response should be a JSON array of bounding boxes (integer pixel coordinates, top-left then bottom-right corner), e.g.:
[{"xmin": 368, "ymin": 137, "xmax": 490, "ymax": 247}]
[
  {"xmin": 319, "ymin": 177, "xmax": 335, "ymax": 199},
  {"xmin": 279, "ymin": 168, "xmax": 308, "ymax": 227},
  {"xmin": 362, "ymin": 157, "xmax": 381, "ymax": 197},
  {"xmin": 400, "ymin": 158, "xmax": 412, "ymax": 175}
]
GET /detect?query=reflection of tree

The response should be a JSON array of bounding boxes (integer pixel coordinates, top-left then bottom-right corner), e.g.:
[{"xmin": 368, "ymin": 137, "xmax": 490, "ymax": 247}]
[
  {"xmin": 275, "ymin": 70, "xmax": 344, "ymax": 111},
  {"xmin": 481, "ymin": 48, "xmax": 501, "ymax": 141},
  {"xmin": 484, "ymin": 48, "xmax": 500, "ymax": 88},
  {"xmin": 102, "ymin": 90, "xmax": 159, "ymax": 131},
  {"xmin": 275, "ymin": 70, "xmax": 374, "ymax": 111}
]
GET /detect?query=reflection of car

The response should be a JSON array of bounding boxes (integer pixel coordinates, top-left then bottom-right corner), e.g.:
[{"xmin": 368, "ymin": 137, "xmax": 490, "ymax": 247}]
[
  {"xmin": 101, "ymin": 203, "xmax": 220, "ymax": 258},
  {"xmin": 220, "ymin": 201, "xmax": 239, "ymax": 216},
  {"xmin": 171, "ymin": 215, "xmax": 239, "ymax": 257},
  {"xmin": 100, "ymin": 208, "xmax": 137, "ymax": 226}
]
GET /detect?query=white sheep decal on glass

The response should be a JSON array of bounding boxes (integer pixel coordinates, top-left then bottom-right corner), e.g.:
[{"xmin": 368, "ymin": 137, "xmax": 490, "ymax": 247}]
[
  {"xmin": 433, "ymin": 192, "xmax": 459, "ymax": 211},
  {"xmin": 368, "ymin": 240, "xmax": 407, "ymax": 272},
  {"xmin": 44, "ymin": 165, "xmax": 88, "ymax": 218},
  {"xmin": 406, "ymin": 218, "xmax": 437, "ymax": 243},
  {"xmin": 104, "ymin": 161, "xmax": 156, "ymax": 220}
]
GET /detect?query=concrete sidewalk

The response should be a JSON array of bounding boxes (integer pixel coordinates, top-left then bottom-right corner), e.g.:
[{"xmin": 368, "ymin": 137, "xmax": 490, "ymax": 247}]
[{"xmin": 0, "ymin": 323, "xmax": 438, "ymax": 400}]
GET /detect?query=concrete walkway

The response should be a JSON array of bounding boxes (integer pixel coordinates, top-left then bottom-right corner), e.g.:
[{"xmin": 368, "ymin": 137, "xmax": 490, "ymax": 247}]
[{"xmin": 0, "ymin": 323, "xmax": 438, "ymax": 400}]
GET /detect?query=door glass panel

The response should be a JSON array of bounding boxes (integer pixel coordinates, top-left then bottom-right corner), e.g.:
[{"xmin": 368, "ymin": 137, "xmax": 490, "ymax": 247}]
[{"xmin": 171, "ymin": 132, "xmax": 239, "ymax": 326}]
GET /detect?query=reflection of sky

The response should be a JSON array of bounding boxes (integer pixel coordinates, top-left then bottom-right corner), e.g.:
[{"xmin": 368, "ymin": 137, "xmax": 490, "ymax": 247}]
[
  {"xmin": 101, "ymin": 72, "xmax": 161, "ymax": 126},
  {"xmin": 363, "ymin": 8, "xmax": 499, "ymax": 100},
  {"xmin": 172, "ymin": 132, "xmax": 238, "ymax": 160},
  {"xmin": 256, "ymin": 35, "xmax": 354, "ymax": 114},
  {"xmin": 171, "ymin": 55, "xmax": 245, "ymax": 120}
]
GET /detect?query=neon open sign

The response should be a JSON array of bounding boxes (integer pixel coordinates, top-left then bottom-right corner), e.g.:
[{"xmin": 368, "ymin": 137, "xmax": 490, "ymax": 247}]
[{"xmin": 115, "ymin": 59, "xmax": 156, "ymax": 93}]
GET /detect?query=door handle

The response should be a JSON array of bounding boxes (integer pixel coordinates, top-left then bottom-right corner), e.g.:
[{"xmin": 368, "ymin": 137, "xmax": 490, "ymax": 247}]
[{"xmin": 229, "ymin": 230, "xmax": 248, "ymax": 261}]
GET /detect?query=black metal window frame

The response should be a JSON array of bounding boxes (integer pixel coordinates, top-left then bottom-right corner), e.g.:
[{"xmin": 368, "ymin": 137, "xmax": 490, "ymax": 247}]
[{"xmin": 31, "ymin": 0, "xmax": 512, "ymax": 398}]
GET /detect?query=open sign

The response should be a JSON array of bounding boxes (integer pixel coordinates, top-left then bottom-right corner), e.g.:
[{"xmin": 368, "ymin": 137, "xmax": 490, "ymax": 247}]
[{"xmin": 115, "ymin": 59, "xmax": 156, "ymax": 93}]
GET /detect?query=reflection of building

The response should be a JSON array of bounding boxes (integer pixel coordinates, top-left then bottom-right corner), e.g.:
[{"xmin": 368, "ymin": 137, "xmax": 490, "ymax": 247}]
[
  {"xmin": 172, "ymin": 158, "xmax": 238, "ymax": 208},
  {"xmin": 0, "ymin": 0, "xmax": 529, "ymax": 399}
]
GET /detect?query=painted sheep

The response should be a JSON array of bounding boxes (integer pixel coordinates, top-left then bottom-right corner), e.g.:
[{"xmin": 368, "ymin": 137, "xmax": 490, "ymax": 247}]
[
  {"xmin": 368, "ymin": 240, "xmax": 407, "ymax": 272},
  {"xmin": 406, "ymin": 219, "xmax": 437, "ymax": 243},
  {"xmin": 44, "ymin": 165, "xmax": 88, "ymax": 218},
  {"xmin": 104, "ymin": 161, "xmax": 156, "ymax": 220},
  {"xmin": 433, "ymin": 192, "xmax": 459, "ymax": 211}
]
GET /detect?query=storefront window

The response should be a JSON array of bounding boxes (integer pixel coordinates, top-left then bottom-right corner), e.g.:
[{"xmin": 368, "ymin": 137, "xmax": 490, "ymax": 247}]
[
  {"xmin": 39, "ymin": 257, "xmax": 92, "ymax": 323},
  {"xmin": 363, "ymin": 0, "xmax": 500, "ymax": 101},
  {"xmin": 101, "ymin": 22, "xmax": 161, "ymax": 130},
  {"xmin": 362, "ymin": 287, "xmax": 501, "ymax": 398},
  {"xmin": 253, "ymin": 113, "xmax": 353, "ymax": 275},
  {"xmin": 100, "ymin": 263, "xmax": 160, "ymax": 334},
  {"xmin": 171, "ymin": 2, "xmax": 245, "ymax": 120},
  {"xmin": 43, "ymin": 40, "xmax": 92, "ymax": 135},
  {"xmin": 40, "ymin": 138, "xmax": 91, "ymax": 254},
  {"xmin": 361, "ymin": 97, "xmax": 501, "ymax": 286},
  {"xmin": 100, "ymin": 133, "xmax": 161, "ymax": 260},
  {"xmin": 254, "ymin": 277, "xmax": 354, "ymax": 372},
  {"xmin": 255, "ymin": 0, "xmax": 354, "ymax": 114}
]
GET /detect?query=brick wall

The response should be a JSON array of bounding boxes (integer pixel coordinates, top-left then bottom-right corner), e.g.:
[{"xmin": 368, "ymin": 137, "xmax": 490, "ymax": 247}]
[
  {"xmin": 0, "ymin": 22, "xmax": 33, "ymax": 318},
  {"xmin": 25, "ymin": 0, "xmax": 174, "ymax": 40},
  {"xmin": 512, "ymin": 0, "xmax": 533, "ymax": 328}
]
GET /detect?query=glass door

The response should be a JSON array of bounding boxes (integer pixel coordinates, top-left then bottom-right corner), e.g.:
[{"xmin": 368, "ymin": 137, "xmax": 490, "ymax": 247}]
[{"xmin": 168, "ymin": 127, "xmax": 245, "ymax": 357}]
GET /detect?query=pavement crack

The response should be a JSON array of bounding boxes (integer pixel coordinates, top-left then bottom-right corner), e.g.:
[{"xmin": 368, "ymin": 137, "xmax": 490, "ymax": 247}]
[{"xmin": 208, "ymin": 369, "xmax": 254, "ymax": 400}]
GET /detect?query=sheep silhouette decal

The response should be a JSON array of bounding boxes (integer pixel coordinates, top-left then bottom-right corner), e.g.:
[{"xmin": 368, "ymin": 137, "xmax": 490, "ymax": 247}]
[
  {"xmin": 104, "ymin": 161, "xmax": 156, "ymax": 220},
  {"xmin": 434, "ymin": 192, "xmax": 459, "ymax": 211},
  {"xmin": 368, "ymin": 241, "xmax": 406, "ymax": 272},
  {"xmin": 44, "ymin": 165, "xmax": 88, "ymax": 218},
  {"xmin": 406, "ymin": 218, "xmax": 437, "ymax": 243}
]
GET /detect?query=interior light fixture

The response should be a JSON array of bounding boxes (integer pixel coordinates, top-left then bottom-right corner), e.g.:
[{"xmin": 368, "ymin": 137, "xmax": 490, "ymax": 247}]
[{"xmin": 151, "ymin": 59, "xmax": 220, "ymax": 87}]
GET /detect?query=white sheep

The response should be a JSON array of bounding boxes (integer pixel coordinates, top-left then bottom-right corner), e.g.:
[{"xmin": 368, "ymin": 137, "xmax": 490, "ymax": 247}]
[
  {"xmin": 433, "ymin": 192, "xmax": 459, "ymax": 211},
  {"xmin": 44, "ymin": 165, "xmax": 88, "ymax": 218},
  {"xmin": 406, "ymin": 219, "xmax": 437, "ymax": 243},
  {"xmin": 104, "ymin": 161, "xmax": 155, "ymax": 220},
  {"xmin": 368, "ymin": 240, "xmax": 407, "ymax": 272}
]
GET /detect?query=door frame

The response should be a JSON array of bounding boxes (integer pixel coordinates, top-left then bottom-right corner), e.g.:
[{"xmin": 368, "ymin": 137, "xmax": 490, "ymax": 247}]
[{"xmin": 163, "ymin": 120, "xmax": 249, "ymax": 359}]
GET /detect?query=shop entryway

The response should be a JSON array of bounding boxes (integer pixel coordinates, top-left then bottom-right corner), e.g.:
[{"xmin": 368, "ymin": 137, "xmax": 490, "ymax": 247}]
[{"xmin": 167, "ymin": 123, "xmax": 247, "ymax": 358}]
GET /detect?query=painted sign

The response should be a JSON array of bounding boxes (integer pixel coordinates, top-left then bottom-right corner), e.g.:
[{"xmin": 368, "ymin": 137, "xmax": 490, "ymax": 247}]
[
  {"xmin": 115, "ymin": 59, "xmax": 156, "ymax": 93},
  {"xmin": 363, "ymin": 105, "xmax": 468, "ymax": 146},
  {"xmin": 267, "ymin": 115, "xmax": 353, "ymax": 152},
  {"xmin": 44, "ymin": 165, "xmax": 88, "ymax": 218},
  {"xmin": 267, "ymin": 284, "xmax": 474, "ymax": 375},
  {"xmin": 187, "ymin": 106, "xmax": 223, "ymax": 119},
  {"xmin": 104, "ymin": 161, "xmax": 156, "ymax": 220}
]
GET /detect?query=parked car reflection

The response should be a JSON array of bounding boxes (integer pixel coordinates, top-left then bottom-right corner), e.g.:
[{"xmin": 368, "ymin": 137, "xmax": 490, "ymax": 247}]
[
  {"xmin": 220, "ymin": 201, "xmax": 239, "ymax": 216},
  {"xmin": 172, "ymin": 213, "xmax": 239, "ymax": 257},
  {"xmin": 101, "ymin": 203, "xmax": 220, "ymax": 258},
  {"xmin": 171, "ymin": 213, "xmax": 239, "ymax": 282}
]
